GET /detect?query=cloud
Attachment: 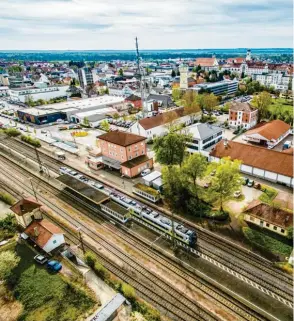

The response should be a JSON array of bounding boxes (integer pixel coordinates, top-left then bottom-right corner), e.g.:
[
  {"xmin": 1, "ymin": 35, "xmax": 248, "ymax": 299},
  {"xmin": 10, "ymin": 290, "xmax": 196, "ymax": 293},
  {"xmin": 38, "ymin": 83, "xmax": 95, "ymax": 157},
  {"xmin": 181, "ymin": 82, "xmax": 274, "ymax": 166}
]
[{"xmin": 0, "ymin": 0, "xmax": 292, "ymax": 49}]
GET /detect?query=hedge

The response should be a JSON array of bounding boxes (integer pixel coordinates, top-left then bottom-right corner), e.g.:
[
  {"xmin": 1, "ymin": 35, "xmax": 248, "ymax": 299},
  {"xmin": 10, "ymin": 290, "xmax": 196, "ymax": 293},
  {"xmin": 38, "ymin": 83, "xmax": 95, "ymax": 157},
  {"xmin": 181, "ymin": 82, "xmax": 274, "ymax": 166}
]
[
  {"xmin": 3, "ymin": 128, "xmax": 21, "ymax": 137},
  {"xmin": 21, "ymin": 135, "xmax": 41, "ymax": 147},
  {"xmin": 0, "ymin": 192, "xmax": 15, "ymax": 205},
  {"xmin": 242, "ymin": 227, "xmax": 292, "ymax": 257},
  {"xmin": 259, "ymin": 185, "xmax": 278, "ymax": 203}
]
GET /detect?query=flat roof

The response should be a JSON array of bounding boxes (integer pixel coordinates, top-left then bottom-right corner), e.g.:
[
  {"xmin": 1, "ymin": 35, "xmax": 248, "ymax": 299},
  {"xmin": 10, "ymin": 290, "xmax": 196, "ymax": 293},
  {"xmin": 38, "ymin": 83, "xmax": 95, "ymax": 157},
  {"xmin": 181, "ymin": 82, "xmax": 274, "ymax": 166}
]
[
  {"xmin": 19, "ymin": 108, "xmax": 58, "ymax": 116},
  {"xmin": 93, "ymin": 293, "xmax": 125, "ymax": 321},
  {"xmin": 75, "ymin": 107, "xmax": 117, "ymax": 118},
  {"xmin": 102, "ymin": 200, "xmax": 128, "ymax": 215},
  {"xmin": 143, "ymin": 171, "xmax": 161, "ymax": 183},
  {"xmin": 37, "ymin": 95, "xmax": 124, "ymax": 112},
  {"xmin": 57, "ymin": 174, "xmax": 109, "ymax": 204}
]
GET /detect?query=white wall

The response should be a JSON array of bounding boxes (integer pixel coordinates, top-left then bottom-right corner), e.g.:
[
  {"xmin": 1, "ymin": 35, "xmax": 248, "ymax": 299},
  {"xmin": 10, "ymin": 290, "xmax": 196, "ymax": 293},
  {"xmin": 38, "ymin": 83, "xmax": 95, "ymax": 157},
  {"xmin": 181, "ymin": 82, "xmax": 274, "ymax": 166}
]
[{"xmin": 43, "ymin": 234, "xmax": 65, "ymax": 253}]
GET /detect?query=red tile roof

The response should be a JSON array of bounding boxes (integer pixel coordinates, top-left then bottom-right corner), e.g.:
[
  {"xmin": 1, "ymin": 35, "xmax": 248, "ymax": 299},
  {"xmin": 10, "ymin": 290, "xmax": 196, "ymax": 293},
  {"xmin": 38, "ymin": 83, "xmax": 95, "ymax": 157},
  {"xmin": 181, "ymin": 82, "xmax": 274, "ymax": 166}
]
[
  {"xmin": 98, "ymin": 131, "xmax": 145, "ymax": 147},
  {"xmin": 195, "ymin": 58, "xmax": 217, "ymax": 67},
  {"xmin": 10, "ymin": 197, "xmax": 42, "ymax": 216},
  {"xmin": 210, "ymin": 140, "xmax": 293, "ymax": 177},
  {"xmin": 229, "ymin": 102, "xmax": 256, "ymax": 113},
  {"xmin": 139, "ymin": 108, "xmax": 185, "ymax": 130},
  {"xmin": 245, "ymin": 120, "xmax": 290, "ymax": 141},
  {"xmin": 244, "ymin": 200, "xmax": 293, "ymax": 228},
  {"xmin": 24, "ymin": 219, "xmax": 63, "ymax": 248}
]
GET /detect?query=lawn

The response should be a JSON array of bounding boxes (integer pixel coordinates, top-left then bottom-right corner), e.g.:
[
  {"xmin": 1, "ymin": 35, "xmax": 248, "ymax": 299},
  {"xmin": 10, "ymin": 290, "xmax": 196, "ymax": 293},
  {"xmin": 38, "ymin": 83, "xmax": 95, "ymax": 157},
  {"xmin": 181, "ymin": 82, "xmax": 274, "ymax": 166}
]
[
  {"xmin": 242, "ymin": 227, "xmax": 293, "ymax": 257},
  {"xmin": 268, "ymin": 98, "xmax": 293, "ymax": 122},
  {"xmin": 6, "ymin": 243, "xmax": 96, "ymax": 321}
]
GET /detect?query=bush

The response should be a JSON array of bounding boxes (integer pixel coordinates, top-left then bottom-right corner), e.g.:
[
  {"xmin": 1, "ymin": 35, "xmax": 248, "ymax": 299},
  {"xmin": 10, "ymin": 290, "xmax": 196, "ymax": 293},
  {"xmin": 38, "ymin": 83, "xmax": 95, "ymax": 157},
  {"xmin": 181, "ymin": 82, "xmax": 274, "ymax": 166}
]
[
  {"xmin": 84, "ymin": 251, "xmax": 96, "ymax": 268},
  {"xmin": 0, "ymin": 192, "xmax": 15, "ymax": 205},
  {"xmin": 121, "ymin": 282, "xmax": 136, "ymax": 301},
  {"xmin": 84, "ymin": 251, "xmax": 109, "ymax": 280},
  {"xmin": 243, "ymin": 227, "xmax": 292, "ymax": 257},
  {"xmin": 259, "ymin": 185, "xmax": 278, "ymax": 203},
  {"xmin": 20, "ymin": 135, "xmax": 41, "ymax": 147},
  {"xmin": 205, "ymin": 210, "xmax": 229, "ymax": 221},
  {"xmin": 0, "ymin": 215, "xmax": 18, "ymax": 241},
  {"xmin": 4, "ymin": 128, "xmax": 21, "ymax": 137}
]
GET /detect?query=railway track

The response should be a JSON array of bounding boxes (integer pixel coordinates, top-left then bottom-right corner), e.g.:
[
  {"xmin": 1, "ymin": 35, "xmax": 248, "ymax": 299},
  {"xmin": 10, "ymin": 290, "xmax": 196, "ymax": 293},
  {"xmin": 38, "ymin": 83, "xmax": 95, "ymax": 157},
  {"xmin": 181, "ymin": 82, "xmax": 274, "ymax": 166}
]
[
  {"xmin": 0, "ymin": 153, "xmax": 275, "ymax": 321},
  {"xmin": 1, "ymin": 137, "xmax": 293, "ymax": 309}
]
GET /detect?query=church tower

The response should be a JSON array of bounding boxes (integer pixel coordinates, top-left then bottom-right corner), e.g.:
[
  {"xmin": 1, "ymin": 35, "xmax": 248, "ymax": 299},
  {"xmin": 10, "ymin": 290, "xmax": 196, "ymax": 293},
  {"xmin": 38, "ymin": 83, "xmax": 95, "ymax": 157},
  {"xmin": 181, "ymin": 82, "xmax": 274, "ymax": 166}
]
[
  {"xmin": 246, "ymin": 49, "xmax": 251, "ymax": 61},
  {"xmin": 179, "ymin": 64, "xmax": 188, "ymax": 90}
]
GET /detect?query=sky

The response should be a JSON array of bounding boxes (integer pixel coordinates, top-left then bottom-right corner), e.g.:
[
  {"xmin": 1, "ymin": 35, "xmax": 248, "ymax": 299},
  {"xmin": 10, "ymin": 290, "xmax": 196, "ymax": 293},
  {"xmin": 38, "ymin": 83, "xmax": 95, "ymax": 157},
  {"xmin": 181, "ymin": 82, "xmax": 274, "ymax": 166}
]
[{"xmin": 0, "ymin": 0, "xmax": 293, "ymax": 50}]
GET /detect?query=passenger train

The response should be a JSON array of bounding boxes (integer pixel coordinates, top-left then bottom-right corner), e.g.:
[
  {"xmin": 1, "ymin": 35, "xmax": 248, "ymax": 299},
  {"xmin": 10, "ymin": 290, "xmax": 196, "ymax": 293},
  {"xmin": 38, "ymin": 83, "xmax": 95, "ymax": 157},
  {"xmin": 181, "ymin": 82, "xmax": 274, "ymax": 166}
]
[{"xmin": 59, "ymin": 167, "xmax": 197, "ymax": 247}]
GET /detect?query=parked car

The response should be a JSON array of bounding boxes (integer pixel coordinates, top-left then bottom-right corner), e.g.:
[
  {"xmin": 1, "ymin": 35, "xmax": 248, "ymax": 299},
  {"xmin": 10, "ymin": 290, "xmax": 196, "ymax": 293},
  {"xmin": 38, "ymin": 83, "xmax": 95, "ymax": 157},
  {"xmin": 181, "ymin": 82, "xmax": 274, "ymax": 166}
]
[
  {"xmin": 47, "ymin": 260, "xmax": 62, "ymax": 272},
  {"xmin": 234, "ymin": 191, "xmax": 242, "ymax": 198},
  {"xmin": 34, "ymin": 254, "xmax": 48, "ymax": 264},
  {"xmin": 247, "ymin": 179, "xmax": 254, "ymax": 187},
  {"xmin": 141, "ymin": 169, "xmax": 151, "ymax": 176},
  {"xmin": 41, "ymin": 129, "xmax": 47, "ymax": 134},
  {"xmin": 254, "ymin": 183, "xmax": 261, "ymax": 190}
]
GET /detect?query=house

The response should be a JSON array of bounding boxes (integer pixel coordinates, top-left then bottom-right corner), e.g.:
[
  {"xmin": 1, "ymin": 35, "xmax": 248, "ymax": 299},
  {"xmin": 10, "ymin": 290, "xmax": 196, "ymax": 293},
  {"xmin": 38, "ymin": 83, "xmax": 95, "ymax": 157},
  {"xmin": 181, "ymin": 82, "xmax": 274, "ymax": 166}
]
[
  {"xmin": 0, "ymin": 86, "xmax": 9, "ymax": 97},
  {"xmin": 244, "ymin": 200, "xmax": 293, "ymax": 237},
  {"xmin": 194, "ymin": 57, "xmax": 219, "ymax": 71},
  {"xmin": 209, "ymin": 140, "xmax": 293, "ymax": 187},
  {"xmin": 10, "ymin": 197, "xmax": 43, "ymax": 228},
  {"xmin": 146, "ymin": 94, "xmax": 174, "ymax": 108},
  {"xmin": 129, "ymin": 108, "xmax": 192, "ymax": 139},
  {"xmin": 229, "ymin": 102, "xmax": 258, "ymax": 129},
  {"xmin": 227, "ymin": 57, "xmax": 245, "ymax": 64},
  {"xmin": 23, "ymin": 219, "xmax": 65, "ymax": 253},
  {"xmin": 252, "ymin": 73, "xmax": 291, "ymax": 92},
  {"xmin": 243, "ymin": 120, "xmax": 291, "ymax": 148},
  {"xmin": 125, "ymin": 94, "xmax": 142, "ymax": 108},
  {"xmin": 186, "ymin": 123, "xmax": 223, "ymax": 156},
  {"xmin": 97, "ymin": 131, "xmax": 153, "ymax": 178}
]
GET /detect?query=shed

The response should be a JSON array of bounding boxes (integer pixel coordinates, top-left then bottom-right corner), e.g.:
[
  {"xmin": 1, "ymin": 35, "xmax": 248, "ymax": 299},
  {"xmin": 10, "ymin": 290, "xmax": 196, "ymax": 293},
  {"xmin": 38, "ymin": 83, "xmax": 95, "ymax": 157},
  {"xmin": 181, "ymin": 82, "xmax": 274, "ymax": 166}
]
[
  {"xmin": 142, "ymin": 171, "xmax": 162, "ymax": 186},
  {"xmin": 152, "ymin": 177, "xmax": 164, "ymax": 191}
]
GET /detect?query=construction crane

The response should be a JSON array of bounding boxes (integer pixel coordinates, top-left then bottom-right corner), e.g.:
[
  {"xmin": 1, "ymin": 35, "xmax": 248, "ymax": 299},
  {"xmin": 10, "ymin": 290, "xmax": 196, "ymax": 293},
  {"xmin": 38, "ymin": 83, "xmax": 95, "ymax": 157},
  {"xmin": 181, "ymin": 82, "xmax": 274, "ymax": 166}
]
[{"xmin": 135, "ymin": 37, "xmax": 147, "ymax": 117}]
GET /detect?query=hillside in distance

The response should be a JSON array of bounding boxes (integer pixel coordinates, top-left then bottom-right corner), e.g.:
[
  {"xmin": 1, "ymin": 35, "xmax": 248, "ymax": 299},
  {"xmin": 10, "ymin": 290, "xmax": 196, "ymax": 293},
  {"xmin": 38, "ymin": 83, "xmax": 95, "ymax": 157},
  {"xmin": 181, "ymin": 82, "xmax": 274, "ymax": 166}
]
[{"xmin": 0, "ymin": 48, "xmax": 292, "ymax": 62}]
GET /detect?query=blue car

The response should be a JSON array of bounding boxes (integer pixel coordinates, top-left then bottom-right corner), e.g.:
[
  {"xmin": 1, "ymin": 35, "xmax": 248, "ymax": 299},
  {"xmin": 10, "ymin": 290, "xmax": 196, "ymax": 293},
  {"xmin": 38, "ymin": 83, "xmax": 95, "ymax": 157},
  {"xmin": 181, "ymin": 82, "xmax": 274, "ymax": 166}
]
[{"xmin": 47, "ymin": 260, "xmax": 62, "ymax": 272}]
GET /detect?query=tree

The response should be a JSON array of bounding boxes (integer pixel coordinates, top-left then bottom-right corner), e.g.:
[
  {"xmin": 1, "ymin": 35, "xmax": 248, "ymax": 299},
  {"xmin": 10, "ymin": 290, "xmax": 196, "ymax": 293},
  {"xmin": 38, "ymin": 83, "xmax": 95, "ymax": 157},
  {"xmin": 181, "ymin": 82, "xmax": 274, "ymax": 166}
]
[
  {"xmin": 153, "ymin": 131, "xmax": 192, "ymax": 166},
  {"xmin": 251, "ymin": 91, "xmax": 272, "ymax": 122},
  {"xmin": 118, "ymin": 68, "xmax": 124, "ymax": 77},
  {"xmin": 208, "ymin": 157, "xmax": 242, "ymax": 212},
  {"xmin": 0, "ymin": 251, "xmax": 20, "ymax": 280},
  {"xmin": 182, "ymin": 153, "xmax": 208, "ymax": 199},
  {"xmin": 182, "ymin": 91, "xmax": 200, "ymax": 123},
  {"xmin": 171, "ymin": 70, "xmax": 176, "ymax": 77},
  {"xmin": 100, "ymin": 120, "xmax": 110, "ymax": 132},
  {"xmin": 104, "ymin": 87, "xmax": 109, "ymax": 95},
  {"xmin": 162, "ymin": 111, "xmax": 179, "ymax": 131},
  {"xmin": 121, "ymin": 283, "xmax": 136, "ymax": 301},
  {"xmin": 83, "ymin": 117, "xmax": 90, "ymax": 127},
  {"xmin": 172, "ymin": 88, "xmax": 181, "ymax": 102},
  {"xmin": 4, "ymin": 128, "xmax": 21, "ymax": 137},
  {"xmin": 202, "ymin": 93, "xmax": 218, "ymax": 114},
  {"xmin": 85, "ymin": 83, "xmax": 96, "ymax": 97}
]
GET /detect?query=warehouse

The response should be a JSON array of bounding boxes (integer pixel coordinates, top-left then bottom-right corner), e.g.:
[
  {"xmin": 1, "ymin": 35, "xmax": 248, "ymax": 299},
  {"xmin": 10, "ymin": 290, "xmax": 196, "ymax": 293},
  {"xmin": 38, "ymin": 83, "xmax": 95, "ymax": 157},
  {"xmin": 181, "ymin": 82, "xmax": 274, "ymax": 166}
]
[{"xmin": 71, "ymin": 107, "xmax": 117, "ymax": 127}]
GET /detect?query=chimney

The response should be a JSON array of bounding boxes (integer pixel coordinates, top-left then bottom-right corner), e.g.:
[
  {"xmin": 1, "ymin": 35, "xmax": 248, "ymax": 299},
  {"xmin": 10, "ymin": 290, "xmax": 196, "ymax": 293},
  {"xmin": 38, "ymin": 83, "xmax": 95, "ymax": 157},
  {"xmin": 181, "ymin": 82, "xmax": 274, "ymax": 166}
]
[
  {"xmin": 34, "ymin": 227, "xmax": 39, "ymax": 237},
  {"xmin": 223, "ymin": 138, "xmax": 228, "ymax": 148}
]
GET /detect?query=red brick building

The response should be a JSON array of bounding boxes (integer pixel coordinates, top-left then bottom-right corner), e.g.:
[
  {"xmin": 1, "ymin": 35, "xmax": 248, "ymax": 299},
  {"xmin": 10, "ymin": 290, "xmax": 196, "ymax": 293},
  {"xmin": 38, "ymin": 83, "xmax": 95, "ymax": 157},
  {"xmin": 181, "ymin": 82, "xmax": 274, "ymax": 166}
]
[
  {"xmin": 229, "ymin": 102, "xmax": 258, "ymax": 129},
  {"xmin": 97, "ymin": 131, "xmax": 153, "ymax": 178},
  {"xmin": 125, "ymin": 94, "xmax": 142, "ymax": 109}
]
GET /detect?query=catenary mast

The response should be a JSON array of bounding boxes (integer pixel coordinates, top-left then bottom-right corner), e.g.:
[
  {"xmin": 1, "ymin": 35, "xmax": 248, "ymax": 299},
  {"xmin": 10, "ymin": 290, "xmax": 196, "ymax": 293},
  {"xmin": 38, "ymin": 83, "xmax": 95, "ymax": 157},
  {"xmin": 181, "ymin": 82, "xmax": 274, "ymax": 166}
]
[{"xmin": 135, "ymin": 37, "xmax": 146, "ymax": 117}]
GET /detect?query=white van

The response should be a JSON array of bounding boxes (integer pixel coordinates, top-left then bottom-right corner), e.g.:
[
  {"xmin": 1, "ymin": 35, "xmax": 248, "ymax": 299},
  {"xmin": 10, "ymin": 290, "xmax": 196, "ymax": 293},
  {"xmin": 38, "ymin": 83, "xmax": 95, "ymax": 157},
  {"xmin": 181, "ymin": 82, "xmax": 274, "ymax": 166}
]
[{"xmin": 141, "ymin": 169, "xmax": 151, "ymax": 177}]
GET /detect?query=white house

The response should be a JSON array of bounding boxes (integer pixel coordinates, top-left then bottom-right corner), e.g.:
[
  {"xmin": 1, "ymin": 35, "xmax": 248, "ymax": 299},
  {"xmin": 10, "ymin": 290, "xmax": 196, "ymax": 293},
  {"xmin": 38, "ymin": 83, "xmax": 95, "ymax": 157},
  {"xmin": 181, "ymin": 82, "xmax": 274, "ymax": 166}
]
[
  {"xmin": 108, "ymin": 85, "xmax": 134, "ymax": 97},
  {"xmin": 23, "ymin": 219, "xmax": 65, "ymax": 253},
  {"xmin": 252, "ymin": 73, "xmax": 291, "ymax": 92},
  {"xmin": 243, "ymin": 120, "xmax": 291, "ymax": 149},
  {"xmin": 229, "ymin": 102, "xmax": 258, "ymax": 129},
  {"xmin": 129, "ymin": 108, "xmax": 192, "ymax": 139},
  {"xmin": 209, "ymin": 140, "xmax": 293, "ymax": 187},
  {"xmin": 185, "ymin": 123, "xmax": 223, "ymax": 156}
]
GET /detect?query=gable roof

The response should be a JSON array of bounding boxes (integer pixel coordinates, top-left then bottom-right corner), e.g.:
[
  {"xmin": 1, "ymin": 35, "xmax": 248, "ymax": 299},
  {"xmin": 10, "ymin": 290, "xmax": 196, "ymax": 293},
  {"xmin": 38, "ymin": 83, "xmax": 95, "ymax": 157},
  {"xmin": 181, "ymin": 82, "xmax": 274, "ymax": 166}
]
[
  {"xmin": 139, "ymin": 108, "xmax": 185, "ymax": 130},
  {"xmin": 125, "ymin": 94, "xmax": 141, "ymax": 101},
  {"xmin": 187, "ymin": 123, "xmax": 223, "ymax": 140},
  {"xmin": 210, "ymin": 140, "xmax": 293, "ymax": 177},
  {"xmin": 229, "ymin": 102, "xmax": 256, "ymax": 113},
  {"xmin": 24, "ymin": 219, "xmax": 63, "ymax": 248},
  {"xmin": 98, "ymin": 131, "xmax": 145, "ymax": 147},
  {"xmin": 244, "ymin": 200, "xmax": 293, "ymax": 228},
  {"xmin": 146, "ymin": 94, "xmax": 173, "ymax": 107},
  {"xmin": 195, "ymin": 58, "xmax": 217, "ymax": 67},
  {"xmin": 245, "ymin": 120, "xmax": 291, "ymax": 141},
  {"xmin": 10, "ymin": 197, "xmax": 42, "ymax": 216}
]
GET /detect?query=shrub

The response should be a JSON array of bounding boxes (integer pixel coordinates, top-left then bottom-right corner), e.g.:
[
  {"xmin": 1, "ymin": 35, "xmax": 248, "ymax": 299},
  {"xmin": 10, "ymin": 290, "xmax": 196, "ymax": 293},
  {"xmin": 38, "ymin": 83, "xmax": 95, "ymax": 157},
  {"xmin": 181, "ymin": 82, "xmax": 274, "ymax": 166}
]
[
  {"xmin": 84, "ymin": 251, "xmax": 96, "ymax": 268},
  {"xmin": 4, "ymin": 128, "xmax": 21, "ymax": 137},
  {"xmin": 205, "ymin": 210, "xmax": 229, "ymax": 221},
  {"xmin": 259, "ymin": 185, "xmax": 278, "ymax": 203},
  {"xmin": 121, "ymin": 282, "xmax": 136, "ymax": 301},
  {"xmin": 0, "ymin": 192, "xmax": 15, "ymax": 205},
  {"xmin": 0, "ymin": 214, "xmax": 18, "ymax": 241},
  {"xmin": 93, "ymin": 261, "xmax": 109, "ymax": 280},
  {"xmin": 20, "ymin": 135, "xmax": 41, "ymax": 147}
]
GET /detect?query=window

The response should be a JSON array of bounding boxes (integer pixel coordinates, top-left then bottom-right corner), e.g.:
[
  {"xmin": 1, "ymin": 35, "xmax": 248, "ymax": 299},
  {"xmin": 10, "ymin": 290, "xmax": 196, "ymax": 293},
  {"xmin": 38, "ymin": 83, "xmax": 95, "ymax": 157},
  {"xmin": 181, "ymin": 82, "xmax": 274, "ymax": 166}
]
[
  {"xmin": 281, "ymin": 229, "xmax": 285, "ymax": 233},
  {"xmin": 129, "ymin": 156, "xmax": 132, "ymax": 160},
  {"xmin": 250, "ymin": 216, "xmax": 254, "ymax": 221},
  {"xmin": 273, "ymin": 226, "xmax": 277, "ymax": 230},
  {"xmin": 266, "ymin": 223, "xmax": 270, "ymax": 227}
]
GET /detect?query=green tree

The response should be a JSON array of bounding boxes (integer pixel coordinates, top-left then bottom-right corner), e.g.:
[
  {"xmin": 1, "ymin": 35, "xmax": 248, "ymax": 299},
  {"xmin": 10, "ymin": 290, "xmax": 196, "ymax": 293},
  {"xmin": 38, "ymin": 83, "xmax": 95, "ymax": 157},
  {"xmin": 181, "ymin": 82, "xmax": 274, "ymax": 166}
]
[
  {"xmin": 83, "ymin": 117, "xmax": 90, "ymax": 127},
  {"xmin": 113, "ymin": 113, "xmax": 120, "ymax": 120},
  {"xmin": 118, "ymin": 68, "xmax": 124, "ymax": 77},
  {"xmin": 182, "ymin": 91, "xmax": 200, "ymax": 123},
  {"xmin": 252, "ymin": 91, "xmax": 272, "ymax": 122},
  {"xmin": 153, "ymin": 131, "xmax": 192, "ymax": 166},
  {"xmin": 104, "ymin": 87, "xmax": 109, "ymax": 94},
  {"xmin": 0, "ymin": 250, "xmax": 20, "ymax": 280},
  {"xmin": 4, "ymin": 128, "xmax": 21, "ymax": 137},
  {"xmin": 100, "ymin": 120, "xmax": 110, "ymax": 132},
  {"xmin": 121, "ymin": 283, "xmax": 136, "ymax": 301},
  {"xmin": 171, "ymin": 70, "xmax": 176, "ymax": 77},
  {"xmin": 208, "ymin": 157, "xmax": 242, "ymax": 212},
  {"xmin": 202, "ymin": 93, "xmax": 218, "ymax": 114},
  {"xmin": 172, "ymin": 88, "xmax": 181, "ymax": 102}
]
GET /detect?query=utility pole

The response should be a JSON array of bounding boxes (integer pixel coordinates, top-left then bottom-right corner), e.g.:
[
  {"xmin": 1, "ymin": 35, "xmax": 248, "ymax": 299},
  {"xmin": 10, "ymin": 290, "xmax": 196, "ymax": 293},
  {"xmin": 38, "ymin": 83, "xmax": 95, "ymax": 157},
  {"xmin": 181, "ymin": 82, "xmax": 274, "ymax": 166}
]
[
  {"xmin": 34, "ymin": 147, "xmax": 43, "ymax": 173},
  {"xmin": 29, "ymin": 177, "xmax": 38, "ymax": 201},
  {"xmin": 77, "ymin": 227, "xmax": 85, "ymax": 254}
]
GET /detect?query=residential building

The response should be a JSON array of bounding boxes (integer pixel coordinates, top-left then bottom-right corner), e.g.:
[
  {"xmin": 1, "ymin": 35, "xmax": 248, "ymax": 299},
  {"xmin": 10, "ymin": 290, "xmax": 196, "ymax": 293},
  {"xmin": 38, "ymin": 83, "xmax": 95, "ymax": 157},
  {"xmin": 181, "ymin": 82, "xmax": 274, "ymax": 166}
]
[
  {"xmin": 78, "ymin": 67, "xmax": 94, "ymax": 89},
  {"xmin": 9, "ymin": 82, "xmax": 69, "ymax": 103},
  {"xmin": 0, "ymin": 86, "xmax": 9, "ymax": 97},
  {"xmin": 209, "ymin": 140, "xmax": 293, "ymax": 187},
  {"xmin": 97, "ymin": 131, "xmax": 153, "ymax": 177},
  {"xmin": 229, "ymin": 102, "xmax": 258, "ymax": 129},
  {"xmin": 146, "ymin": 94, "xmax": 174, "ymax": 109},
  {"xmin": 23, "ymin": 219, "xmax": 65, "ymax": 253},
  {"xmin": 243, "ymin": 120, "xmax": 291, "ymax": 148},
  {"xmin": 108, "ymin": 85, "xmax": 134, "ymax": 97},
  {"xmin": 125, "ymin": 94, "xmax": 142, "ymax": 108},
  {"xmin": 194, "ymin": 57, "xmax": 219, "ymax": 71},
  {"xmin": 244, "ymin": 200, "xmax": 293, "ymax": 237},
  {"xmin": 252, "ymin": 73, "xmax": 291, "ymax": 91},
  {"xmin": 185, "ymin": 123, "xmax": 223, "ymax": 156},
  {"xmin": 0, "ymin": 74, "xmax": 9, "ymax": 86},
  {"xmin": 194, "ymin": 79, "xmax": 238, "ymax": 96},
  {"xmin": 129, "ymin": 108, "xmax": 192, "ymax": 139}
]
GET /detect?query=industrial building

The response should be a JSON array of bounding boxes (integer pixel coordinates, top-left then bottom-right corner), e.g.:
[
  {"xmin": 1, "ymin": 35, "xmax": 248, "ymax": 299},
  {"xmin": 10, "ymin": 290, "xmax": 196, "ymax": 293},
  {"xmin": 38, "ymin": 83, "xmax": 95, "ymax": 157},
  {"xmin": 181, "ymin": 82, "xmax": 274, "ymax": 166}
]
[
  {"xmin": 193, "ymin": 79, "xmax": 238, "ymax": 96},
  {"xmin": 16, "ymin": 96, "xmax": 125, "ymax": 125}
]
